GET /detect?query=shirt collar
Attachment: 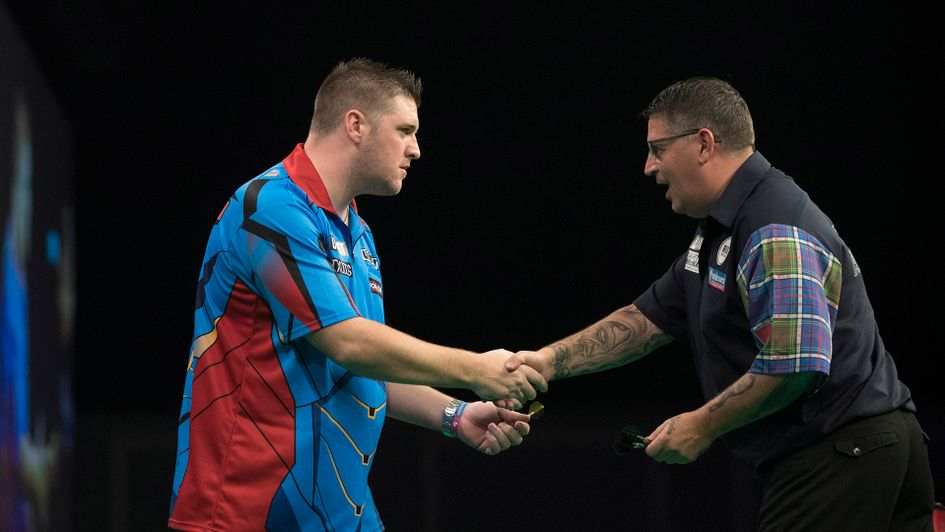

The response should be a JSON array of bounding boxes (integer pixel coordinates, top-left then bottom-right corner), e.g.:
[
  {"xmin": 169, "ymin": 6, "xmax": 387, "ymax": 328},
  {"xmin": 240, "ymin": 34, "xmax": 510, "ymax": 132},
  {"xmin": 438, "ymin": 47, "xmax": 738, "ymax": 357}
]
[
  {"xmin": 282, "ymin": 142, "xmax": 361, "ymax": 222},
  {"xmin": 707, "ymin": 151, "xmax": 771, "ymax": 229}
]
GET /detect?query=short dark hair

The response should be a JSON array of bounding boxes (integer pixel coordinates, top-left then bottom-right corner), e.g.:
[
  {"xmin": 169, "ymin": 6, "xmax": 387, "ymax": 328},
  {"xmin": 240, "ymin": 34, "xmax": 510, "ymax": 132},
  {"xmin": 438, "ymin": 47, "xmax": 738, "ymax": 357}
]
[
  {"xmin": 643, "ymin": 77, "xmax": 755, "ymax": 152},
  {"xmin": 309, "ymin": 58, "xmax": 422, "ymax": 135}
]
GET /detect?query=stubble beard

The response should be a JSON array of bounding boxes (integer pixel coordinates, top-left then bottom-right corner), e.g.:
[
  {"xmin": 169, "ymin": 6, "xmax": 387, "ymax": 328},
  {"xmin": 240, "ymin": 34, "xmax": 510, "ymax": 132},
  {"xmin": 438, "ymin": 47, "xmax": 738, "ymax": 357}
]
[{"xmin": 353, "ymin": 144, "xmax": 402, "ymax": 196}]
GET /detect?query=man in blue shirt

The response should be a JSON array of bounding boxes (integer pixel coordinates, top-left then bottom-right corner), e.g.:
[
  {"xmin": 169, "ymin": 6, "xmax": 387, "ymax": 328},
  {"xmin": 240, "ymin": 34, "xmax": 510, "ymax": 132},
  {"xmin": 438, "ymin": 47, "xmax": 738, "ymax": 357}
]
[
  {"xmin": 510, "ymin": 77, "xmax": 934, "ymax": 531},
  {"xmin": 168, "ymin": 58, "xmax": 548, "ymax": 531}
]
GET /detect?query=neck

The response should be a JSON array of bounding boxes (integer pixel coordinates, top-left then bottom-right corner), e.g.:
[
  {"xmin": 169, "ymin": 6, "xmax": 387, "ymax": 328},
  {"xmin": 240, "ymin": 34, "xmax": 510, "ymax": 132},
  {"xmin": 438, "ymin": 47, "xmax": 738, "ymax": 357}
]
[
  {"xmin": 706, "ymin": 149, "xmax": 753, "ymax": 200},
  {"xmin": 303, "ymin": 135, "xmax": 356, "ymax": 215}
]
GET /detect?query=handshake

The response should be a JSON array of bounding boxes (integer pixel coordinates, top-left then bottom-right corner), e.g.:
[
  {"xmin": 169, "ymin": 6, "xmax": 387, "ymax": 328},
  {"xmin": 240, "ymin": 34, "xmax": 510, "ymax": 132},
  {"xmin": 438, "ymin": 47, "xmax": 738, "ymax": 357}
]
[
  {"xmin": 468, "ymin": 348, "xmax": 553, "ymax": 411},
  {"xmin": 439, "ymin": 347, "xmax": 552, "ymax": 457}
]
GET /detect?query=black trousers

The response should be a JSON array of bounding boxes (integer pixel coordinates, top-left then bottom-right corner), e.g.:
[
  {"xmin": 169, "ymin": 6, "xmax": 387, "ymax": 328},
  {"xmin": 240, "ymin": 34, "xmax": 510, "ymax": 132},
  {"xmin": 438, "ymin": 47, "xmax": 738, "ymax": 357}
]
[{"xmin": 758, "ymin": 409, "xmax": 935, "ymax": 532}]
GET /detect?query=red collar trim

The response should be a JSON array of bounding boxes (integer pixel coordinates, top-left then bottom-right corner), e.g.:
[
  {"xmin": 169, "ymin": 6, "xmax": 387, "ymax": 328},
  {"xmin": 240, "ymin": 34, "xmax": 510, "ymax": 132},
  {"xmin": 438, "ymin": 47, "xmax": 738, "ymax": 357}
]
[{"xmin": 284, "ymin": 143, "xmax": 361, "ymax": 215}]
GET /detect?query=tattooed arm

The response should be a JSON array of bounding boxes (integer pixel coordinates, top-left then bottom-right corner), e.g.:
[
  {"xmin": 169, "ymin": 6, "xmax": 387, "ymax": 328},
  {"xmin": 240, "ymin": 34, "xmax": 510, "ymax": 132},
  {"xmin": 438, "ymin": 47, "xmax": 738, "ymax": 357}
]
[
  {"xmin": 644, "ymin": 372, "xmax": 818, "ymax": 464},
  {"xmin": 508, "ymin": 304, "xmax": 673, "ymax": 381}
]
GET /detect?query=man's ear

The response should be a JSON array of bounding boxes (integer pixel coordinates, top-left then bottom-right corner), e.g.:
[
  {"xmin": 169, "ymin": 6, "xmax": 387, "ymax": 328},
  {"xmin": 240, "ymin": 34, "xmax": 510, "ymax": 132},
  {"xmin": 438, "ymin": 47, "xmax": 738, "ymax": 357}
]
[
  {"xmin": 344, "ymin": 109, "xmax": 368, "ymax": 143},
  {"xmin": 697, "ymin": 128, "xmax": 717, "ymax": 163}
]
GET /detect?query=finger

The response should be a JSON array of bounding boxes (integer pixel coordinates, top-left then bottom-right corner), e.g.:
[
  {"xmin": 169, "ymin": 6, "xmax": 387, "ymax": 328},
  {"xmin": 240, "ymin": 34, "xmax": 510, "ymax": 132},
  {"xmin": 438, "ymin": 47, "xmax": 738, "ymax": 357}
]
[
  {"xmin": 646, "ymin": 445, "xmax": 663, "ymax": 461},
  {"xmin": 504, "ymin": 354, "xmax": 523, "ymax": 372},
  {"xmin": 512, "ymin": 420, "xmax": 530, "ymax": 436},
  {"xmin": 645, "ymin": 427, "xmax": 661, "ymax": 442},
  {"xmin": 515, "ymin": 378, "xmax": 538, "ymax": 402},
  {"xmin": 517, "ymin": 352, "xmax": 540, "ymax": 368},
  {"xmin": 496, "ymin": 408, "xmax": 530, "ymax": 424},
  {"xmin": 521, "ymin": 365, "xmax": 549, "ymax": 393},
  {"xmin": 488, "ymin": 422, "xmax": 513, "ymax": 450},
  {"xmin": 518, "ymin": 352, "xmax": 550, "ymax": 380},
  {"xmin": 645, "ymin": 418, "xmax": 670, "ymax": 442},
  {"xmin": 492, "ymin": 399, "xmax": 510, "ymax": 409},
  {"xmin": 645, "ymin": 437, "xmax": 674, "ymax": 461},
  {"xmin": 495, "ymin": 422, "xmax": 524, "ymax": 446},
  {"xmin": 478, "ymin": 434, "xmax": 498, "ymax": 455}
]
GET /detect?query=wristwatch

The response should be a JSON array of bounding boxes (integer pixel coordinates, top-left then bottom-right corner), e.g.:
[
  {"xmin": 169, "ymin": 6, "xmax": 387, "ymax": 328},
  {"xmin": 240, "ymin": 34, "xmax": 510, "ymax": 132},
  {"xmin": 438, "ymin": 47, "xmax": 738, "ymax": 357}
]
[{"xmin": 441, "ymin": 398, "xmax": 467, "ymax": 438}]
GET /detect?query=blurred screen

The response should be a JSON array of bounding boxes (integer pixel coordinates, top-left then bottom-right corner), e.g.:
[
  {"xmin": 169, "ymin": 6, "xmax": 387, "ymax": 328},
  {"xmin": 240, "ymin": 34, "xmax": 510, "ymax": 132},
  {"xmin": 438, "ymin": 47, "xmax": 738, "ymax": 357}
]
[{"xmin": 1, "ymin": 5, "xmax": 77, "ymax": 532}]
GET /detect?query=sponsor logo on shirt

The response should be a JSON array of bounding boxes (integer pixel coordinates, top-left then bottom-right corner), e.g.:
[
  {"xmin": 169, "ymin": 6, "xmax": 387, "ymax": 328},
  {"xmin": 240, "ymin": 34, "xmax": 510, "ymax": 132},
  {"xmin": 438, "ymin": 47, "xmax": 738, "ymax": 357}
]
[
  {"xmin": 369, "ymin": 278, "xmax": 383, "ymax": 297},
  {"xmin": 708, "ymin": 267, "xmax": 726, "ymax": 292},
  {"xmin": 685, "ymin": 234, "xmax": 703, "ymax": 274},
  {"xmin": 330, "ymin": 258, "xmax": 352, "ymax": 277},
  {"xmin": 716, "ymin": 236, "xmax": 732, "ymax": 265},
  {"xmin": 330, "ymin": 235, "xmax": 349, "ymax": 256},
  {"xmin": 361, "ymin": 248, "xmax": 379, "ymax": 269}
]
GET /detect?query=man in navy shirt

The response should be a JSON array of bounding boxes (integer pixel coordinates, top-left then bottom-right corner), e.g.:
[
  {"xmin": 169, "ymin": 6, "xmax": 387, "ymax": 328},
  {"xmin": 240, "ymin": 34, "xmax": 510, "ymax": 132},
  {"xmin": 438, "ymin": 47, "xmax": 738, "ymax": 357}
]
[{"xmin": 510, "ymin": 77, "xmax": 934, "ymax": 531}]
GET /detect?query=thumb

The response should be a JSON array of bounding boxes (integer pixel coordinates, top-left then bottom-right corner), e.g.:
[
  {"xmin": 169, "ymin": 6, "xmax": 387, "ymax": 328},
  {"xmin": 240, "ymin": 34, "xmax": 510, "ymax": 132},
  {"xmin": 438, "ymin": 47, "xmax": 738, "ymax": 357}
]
[
  {"xmin": 504, "ymin": 354, "xmax": 523, "ymax": 372},
  {"xmin": 497, "ymin": 406, "xmax": 530, "ymax": 423}
]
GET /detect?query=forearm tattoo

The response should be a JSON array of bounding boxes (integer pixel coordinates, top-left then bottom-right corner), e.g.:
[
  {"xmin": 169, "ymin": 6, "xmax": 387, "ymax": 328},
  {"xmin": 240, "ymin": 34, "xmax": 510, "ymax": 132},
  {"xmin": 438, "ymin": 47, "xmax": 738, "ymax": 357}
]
[
  {"xmin": 547, "ymin": 305, "xmax": 672, "ymax": 378},
  {"xmin": 708, "ymin": 373, "xmax": 812, "ymax": 432},
  {"xmin": 708, "ymin": 374, "xmax": 758, "ymax": 413}
]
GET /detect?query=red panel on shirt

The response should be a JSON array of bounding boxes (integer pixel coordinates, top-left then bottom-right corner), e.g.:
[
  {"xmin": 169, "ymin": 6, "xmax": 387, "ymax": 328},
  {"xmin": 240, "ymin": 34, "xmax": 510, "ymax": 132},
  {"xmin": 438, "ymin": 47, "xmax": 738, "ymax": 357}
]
[{"xmin": 171, "ymin": 279, "xmax": 296, "ymax": 530}]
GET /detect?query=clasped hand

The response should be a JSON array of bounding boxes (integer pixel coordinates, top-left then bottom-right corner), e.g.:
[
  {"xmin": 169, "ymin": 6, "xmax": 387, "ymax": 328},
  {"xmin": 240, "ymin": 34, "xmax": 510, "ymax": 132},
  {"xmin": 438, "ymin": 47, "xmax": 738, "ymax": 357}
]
[
  {"xmin": 472, "ymin": 349, "xmax": 548, "ymax": 411},
  {"xmin": 484, "ymin": 350, "xmax": 550, "ymax": 410}
]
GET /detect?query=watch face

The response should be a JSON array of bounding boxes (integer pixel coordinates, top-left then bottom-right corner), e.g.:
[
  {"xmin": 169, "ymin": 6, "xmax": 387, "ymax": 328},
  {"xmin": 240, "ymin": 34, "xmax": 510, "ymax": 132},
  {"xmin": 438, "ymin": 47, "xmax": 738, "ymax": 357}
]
[{"xmin": 442, "ymin": 400, "xmax": 463, "ymax": 437}]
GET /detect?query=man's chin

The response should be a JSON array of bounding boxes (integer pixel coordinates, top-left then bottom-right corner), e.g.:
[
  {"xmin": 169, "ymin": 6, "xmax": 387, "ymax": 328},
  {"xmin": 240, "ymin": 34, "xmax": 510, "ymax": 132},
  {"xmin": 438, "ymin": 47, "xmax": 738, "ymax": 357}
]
[
  {"xmin": 387, "ymin": 178, "xmax": 406, "ymax": 195},
  {"xmin": 367, "ymin": 183, "xmax": 403, "ymax": 197}
]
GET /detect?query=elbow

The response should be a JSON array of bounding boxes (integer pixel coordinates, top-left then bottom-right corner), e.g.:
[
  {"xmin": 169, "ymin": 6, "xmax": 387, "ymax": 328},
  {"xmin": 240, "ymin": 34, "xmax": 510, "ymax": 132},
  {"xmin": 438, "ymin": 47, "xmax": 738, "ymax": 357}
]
[
  {"xmin": 308, "ymin": 317, "xmax": 372, "ymax": 370},
  {"xmin": 326, "ymin": 337, "xmax": 362, "ymax": 368},
  {"xmin": 796, "ymin": 370, "xmax": 826, "ymax": 395},
  {"xmin": 771, "ymin": 371, "xmax": 823, "ymax": 402}
]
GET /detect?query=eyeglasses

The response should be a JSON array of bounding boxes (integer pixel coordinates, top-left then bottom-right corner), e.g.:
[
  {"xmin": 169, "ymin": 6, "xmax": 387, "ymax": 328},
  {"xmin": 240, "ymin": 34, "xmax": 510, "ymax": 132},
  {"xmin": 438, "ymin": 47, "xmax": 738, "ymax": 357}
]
[{"xmin": 647, "ymin": 128, "xmax": 703, "ymax": 159}]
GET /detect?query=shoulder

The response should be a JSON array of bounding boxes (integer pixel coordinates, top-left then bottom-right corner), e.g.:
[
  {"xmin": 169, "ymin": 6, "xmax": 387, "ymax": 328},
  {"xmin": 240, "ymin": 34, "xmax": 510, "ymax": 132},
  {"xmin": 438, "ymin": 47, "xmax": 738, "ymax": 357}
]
[
  {"xmin": 235, "ymin": 165, "xmax": 303, "ymax": 208},
  {"xmin": 227, "ymin": 167, "xmax": 328, "ymax": 238},
  {"xmin": 740, "ymin": 168, "xmax": 806, "ymax": 224},
  {"xmin": 736, "ymin": 167, "xmax": 840, "ymax": 250}
]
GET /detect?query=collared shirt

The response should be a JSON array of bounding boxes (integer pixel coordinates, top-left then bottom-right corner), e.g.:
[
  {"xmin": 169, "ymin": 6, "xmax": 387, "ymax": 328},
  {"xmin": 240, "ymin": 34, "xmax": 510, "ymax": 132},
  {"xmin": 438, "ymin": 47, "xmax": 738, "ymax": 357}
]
[
  {"xmin": 170, "ymin": 144, "xmax": 387, "ymax": 531},
  {"xmin": 634, "ymin": 151, "xmax": 913, "ymax": 469}
]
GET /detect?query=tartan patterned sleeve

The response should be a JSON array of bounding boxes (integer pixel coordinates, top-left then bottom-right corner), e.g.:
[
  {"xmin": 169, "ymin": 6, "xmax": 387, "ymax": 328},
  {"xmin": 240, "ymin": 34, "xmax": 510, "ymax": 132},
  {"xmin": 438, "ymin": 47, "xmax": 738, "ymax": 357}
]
[{"xmin": 735, "ymin": 224, "xmax": 842, "ymax": 375}]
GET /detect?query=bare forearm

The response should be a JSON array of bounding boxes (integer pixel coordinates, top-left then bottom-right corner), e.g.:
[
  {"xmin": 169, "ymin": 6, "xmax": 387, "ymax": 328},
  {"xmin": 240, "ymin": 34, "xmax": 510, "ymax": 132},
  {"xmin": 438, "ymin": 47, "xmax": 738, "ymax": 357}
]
[
  {"xmin": 306, "ymin": 317, "xmax": 474, "ymax": 388},
  {"xmin": 306, "ymin": 317, "xmax": 544, "ymax": 406},
  {"xmin": 695, "ymin": 372, "xmax": 817, "ymax": 439},
  {"xmin": 387, "ymin": 383, "xmax": 452, "ymax": 431},
  {"xmin": 543, "ymin": 304, "xmax": 672, "ymax": 379}
]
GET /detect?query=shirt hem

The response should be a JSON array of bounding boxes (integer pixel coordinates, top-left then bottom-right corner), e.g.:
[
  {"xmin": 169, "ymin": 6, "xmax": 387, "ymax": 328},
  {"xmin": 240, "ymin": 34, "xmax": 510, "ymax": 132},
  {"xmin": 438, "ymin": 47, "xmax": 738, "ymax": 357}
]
[{"xmin": 167, "ymin": 518, "xmax": 214, "ymax": 532}]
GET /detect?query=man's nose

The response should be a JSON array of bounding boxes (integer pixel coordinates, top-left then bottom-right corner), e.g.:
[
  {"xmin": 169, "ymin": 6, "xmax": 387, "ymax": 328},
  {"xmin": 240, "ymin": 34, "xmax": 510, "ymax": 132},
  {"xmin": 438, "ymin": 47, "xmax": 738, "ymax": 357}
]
[
  {"xmin": 407, "ymin": 138, "xmax": 420, "ymax": 160},
  {"xmin": 643, "ymin": 151, "xmax": 658, "ymax": 176}
]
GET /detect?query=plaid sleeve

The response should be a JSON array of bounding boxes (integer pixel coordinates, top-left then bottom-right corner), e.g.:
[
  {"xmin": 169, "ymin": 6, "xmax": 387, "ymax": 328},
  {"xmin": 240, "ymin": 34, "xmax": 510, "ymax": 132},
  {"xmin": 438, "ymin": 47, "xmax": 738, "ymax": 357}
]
[{"xmin": 735, "ymin": 224, "xmax": 842, "ymax": 375}]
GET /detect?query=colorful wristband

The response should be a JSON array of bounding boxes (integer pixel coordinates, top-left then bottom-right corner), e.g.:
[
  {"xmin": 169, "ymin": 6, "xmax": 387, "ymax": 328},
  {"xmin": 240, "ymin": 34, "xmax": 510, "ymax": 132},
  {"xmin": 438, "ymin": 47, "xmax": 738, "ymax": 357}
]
[
  {"xmin": 441, "ymin": 399, "xmax": 467, "ymax": 438},
  {"xmin": 450, "ymin": 401, "xmax": 468, "ymax": 436}
]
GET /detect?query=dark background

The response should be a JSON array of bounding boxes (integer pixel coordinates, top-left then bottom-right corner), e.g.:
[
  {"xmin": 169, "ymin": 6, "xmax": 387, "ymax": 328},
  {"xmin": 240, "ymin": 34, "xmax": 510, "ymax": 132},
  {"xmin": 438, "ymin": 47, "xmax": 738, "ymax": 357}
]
[{"xmin": 4, "ymin": 2, "xmax": 942, "ymax": 530}]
